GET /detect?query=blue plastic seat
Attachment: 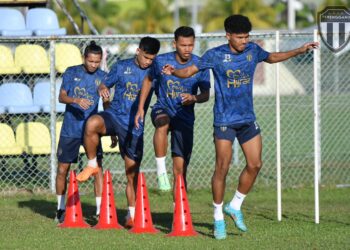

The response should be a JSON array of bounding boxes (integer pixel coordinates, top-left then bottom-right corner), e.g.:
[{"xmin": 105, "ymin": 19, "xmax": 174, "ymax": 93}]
[
  {"xmin": 0, "ymin": 83, "xmax": 41, "ymax": 114},
  {"xmin": 26, "ymin": 8, "xmax": 66, "ymax": 36},
  {"xmin": 0, "ymin": 8, "xmax": 32, "ymax": 36},
  {"xmin": 33, "ymin": 81, "xmax": 66, "ymax": 113}
]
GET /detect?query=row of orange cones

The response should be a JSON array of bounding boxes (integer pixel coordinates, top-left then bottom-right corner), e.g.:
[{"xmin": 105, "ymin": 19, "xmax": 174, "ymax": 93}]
[{"xmin": 58, "ymin": 170, "xmax": 198, "ymax": 237}]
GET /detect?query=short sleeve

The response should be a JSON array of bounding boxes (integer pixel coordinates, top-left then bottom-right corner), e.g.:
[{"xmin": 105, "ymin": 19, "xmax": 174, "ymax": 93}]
[
  {"xmin": 61, "ymin": 67, "xmax": 73, "ymax": 93},
  {"xmin": 255, "ymin": 43, "xmax": 270, "ymax": 62},
  {"xmin": 198, "ymin": 69, "xmax": 211, "ymax": 91},
  {"xmin": 103, "ymin": 62, "xmax": 119, "ymax": 88},
  {"xmin": 197, "ymin": 49, "xmax": 215, "ymax": 71}
]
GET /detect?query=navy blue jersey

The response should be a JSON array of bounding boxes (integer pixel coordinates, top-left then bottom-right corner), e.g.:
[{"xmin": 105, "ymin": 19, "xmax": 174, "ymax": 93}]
[
  {"xmin": 196, "ymin": 42, "xmax": 269, "ymax": 126},
  {"xmin": 103, "ymin": 58, "xmax": 152, "ymax": 135},
  {"xmin": 150, "ymin": 52, "xmax": 210, "ymax": 126},
  {"xmin": 60, "ymin": 65, "xmax": 106, "ymax": 139}
]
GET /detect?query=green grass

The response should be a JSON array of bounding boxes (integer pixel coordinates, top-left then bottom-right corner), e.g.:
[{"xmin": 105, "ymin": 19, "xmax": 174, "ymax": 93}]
[{"xmin": 0, "ymin": 187, "xmax": 349, "ymax": 249}]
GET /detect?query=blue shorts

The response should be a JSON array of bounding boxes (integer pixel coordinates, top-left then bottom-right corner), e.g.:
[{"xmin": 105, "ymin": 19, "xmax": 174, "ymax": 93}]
[
  {"xmin": 98, "ymin": 111, "xmax": 143, "ymax": 163},
  {"xmin": 57, "ymin": 136, "xmax": 102, "ymax": 163},
  {"xmin": 214, "ymin": 121, "xmax": 261, "ymax": 144},
  {"xmin": 151, "ymin": 107, "xmax": 193, "ymax": 164}
]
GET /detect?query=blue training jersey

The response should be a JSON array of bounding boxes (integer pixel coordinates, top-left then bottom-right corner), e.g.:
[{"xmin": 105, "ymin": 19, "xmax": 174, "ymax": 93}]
[
  {"xmin": 60, "ymin": 65, "xmax": 106, "ymax": 139},
  {"xmin": 150, "ymin": 52, "xmax": 210, "ymax": 126},
  {"xmin": 196, "ymin": 42, "xmax": 269, "ymax": 126},
  {"xmin": 103, "ymin": 58, "xmax": 152, "ymax": 135}
]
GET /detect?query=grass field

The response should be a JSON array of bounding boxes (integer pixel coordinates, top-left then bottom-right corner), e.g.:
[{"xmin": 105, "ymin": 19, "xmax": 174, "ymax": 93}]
[{"xmin": 0, "ymin": 186, "xmax": 349, "ymax": 249}]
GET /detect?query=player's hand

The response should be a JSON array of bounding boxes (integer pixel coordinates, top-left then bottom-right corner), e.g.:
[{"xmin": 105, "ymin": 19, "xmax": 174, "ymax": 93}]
[
  {"xmin": 110, "ymin": 136, "xmax": 118, "ymax": 148},
  {"xmin": 75, "ymin": 98, "xmax": 91, "ymax": 110},
  {"xmin": 300, "ymin": 42, "xmax": 319, "ymax": 53},
  {"xmin": 162, "ymin": 64, "xmax": 175, "ymax": 75},
  {"xmin": 99, "ymin": 85, "xmax": 110, "ymax": 100},
  {"xmin": 134, "ymin": 109, "xmax": 144, "ymax": 129},
  {"xmin": 181, "ymin": 93, "xmax": 197, "ymax": 105}
]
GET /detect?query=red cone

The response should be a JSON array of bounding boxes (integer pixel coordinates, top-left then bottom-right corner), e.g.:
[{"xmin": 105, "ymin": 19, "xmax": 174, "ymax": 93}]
[
  {"xmin": 167, "ymin": 174, "xmax": 198, "ymax": 236},
  {"xmin": 129, "ymin": 172, "xmax": 158, "ymax": 234},
  {"xmin": 59, "ymin": 170, "xmax": 90, "ymax": 228},
  {"xmin": 94, "ymin": 170, "xmax": 123, "ymax": 229}
]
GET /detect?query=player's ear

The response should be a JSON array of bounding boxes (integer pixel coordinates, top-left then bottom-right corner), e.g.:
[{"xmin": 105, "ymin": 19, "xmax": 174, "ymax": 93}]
[
  {"xmin": 136, "ymin": 48, "xmax": 140, "ymax": 55},
  {"xmin": 172, "ymin": 40, "xmax": 176, "ymax": 49}
]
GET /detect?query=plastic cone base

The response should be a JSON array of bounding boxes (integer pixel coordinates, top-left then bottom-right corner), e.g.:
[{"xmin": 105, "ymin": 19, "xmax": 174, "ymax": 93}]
[
  {"xmin": 167, "ymin": 174, "xmax": 198, "ymax": 237},
  {"xmin": 59, "ymin": 171, "xmax": 90, "ymax": 228},
  {"xmin": 129, "ymin": 172, "xmax": 159, "ymax": 234},
  {"xmin": 94, "ymin": 170, "xmax": 122, "ymax": 230}
]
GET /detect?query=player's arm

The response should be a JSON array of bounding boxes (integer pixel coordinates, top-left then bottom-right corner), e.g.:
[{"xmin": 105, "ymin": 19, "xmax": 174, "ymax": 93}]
[
  {"xmin": 181, "ymin": 90, "xmax": 209, "ymax": 105},
  {"xmin": 135, "ymin": 75, "xmax": 153, "ymax": 128},
  {"xmin": 58, "ymin": 88, "xmax": 91, "ymax": 110},
  {"xmin": 265, "ymin": 42, "xmax": 319, "ymax": 64},
  {"xmin": 162, "ymin": 64, "xmax": 199, "ymax": 78}
]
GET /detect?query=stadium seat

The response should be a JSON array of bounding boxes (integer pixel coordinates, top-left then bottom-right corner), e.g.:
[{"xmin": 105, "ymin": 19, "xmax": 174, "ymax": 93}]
[
  {"xmin": 33, "ymin": 81, "xmax": 66, "ymax": 113},
  {"xmin": 101, "ymin": 136, "xmax": 120, "ymax": 153},
  {"xmin": 16, "ymin": 122, "xmax": 51, "ymax": 155},
  {"xmin": 15, "ymin": 44, "xmax": 50, "ymax": 74},
  {"xmin": 0, "ymin": 8, "xmax": 32, "ymax": 36},
  {"xmin": 0, "ymin": 123, "xmax": 23, "ymax": 155},
  {"xmin": 0, "ymin": 45, "xmax": 21, "ymax": 74},
  {"xmin": 26, "ymin": 8, "xmax": 66, "ymax": 36},
  {"xmin": 0, "ymin": 83, "xmax": 41, "ymax": 114},
  {"xmin": 55, "ymin": 43, "xmax": 82, "ymax": 73}
]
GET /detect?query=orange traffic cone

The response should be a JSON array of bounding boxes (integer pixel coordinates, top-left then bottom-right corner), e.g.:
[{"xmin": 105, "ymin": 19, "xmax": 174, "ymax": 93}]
[
  {"xmin": 129, "ymin": 172, "xmax": 158, "ymax": 234},
  {"xmin": 94, "ymin": 170, "xmax": 123, "ymax": 229},
  {"xmin": 167, "ymin": 174, "xmax": 197, "ymax": 236},
  {"xmin": 59, "ymin": 170, "xmax": 90, "ymax": 228}
]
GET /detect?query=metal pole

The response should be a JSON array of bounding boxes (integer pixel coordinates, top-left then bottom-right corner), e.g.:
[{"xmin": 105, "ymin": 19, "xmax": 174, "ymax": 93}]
[
  {"xmin": 313, "ymin": 29, "xmax": 320, "ymax": 224},
  {"xmin": 174, "ymin": 0, "xmax": 179, "ymax": 30},
  {"xmin": 49, "ymin": 40, "xmax": 57, "ymax": 193},
  {"xmin": 275, "ymin": 31, "xmax": 282, "ymax": 221}
]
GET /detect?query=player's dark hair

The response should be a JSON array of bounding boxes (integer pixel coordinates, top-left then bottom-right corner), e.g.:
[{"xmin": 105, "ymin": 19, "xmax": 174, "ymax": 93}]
[
  {"xmin": 174, "ymin": 26, "xmax": 195, "ymax": 41},
  {"xmin": 139, "ymin": 36, "xmax": 161, "ymax": 55},
  {"xmin": 224, "ymin": 15, "xmax": 252, "ymax": 34},
  {"xmin": 84, "ymin": 41, "xmax": 103, "ymax": 57}
]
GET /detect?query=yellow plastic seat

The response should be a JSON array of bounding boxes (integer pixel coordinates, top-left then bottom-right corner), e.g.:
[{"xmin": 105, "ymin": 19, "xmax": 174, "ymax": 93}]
[
  {"xmin": 15, "ymin": 44, "xmax": 50, "ymax": 74},
  {"xmin": 16, "ymin": 122, "xmax": 51, "ymax": 155},
  {"xmin": 0, "ymin": 45, "xmax": 21, "ymax": 74},
  {"xmin": 55, "ymin": 121, "xmax": 84, "ymax": 153},
  {"xmin": 0, "ymin": 123, "xmax": 23, "ymax": 155},
  {"xmin": 55, "ymin": 43, "xmax": 82, "ymax": 73},
  {"xmin": 101, "ymin": 136, "xmax": 120, "ymax": 153}
]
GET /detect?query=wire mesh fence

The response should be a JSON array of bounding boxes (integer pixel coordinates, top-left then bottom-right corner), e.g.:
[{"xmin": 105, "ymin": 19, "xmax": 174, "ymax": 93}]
[{"xmin": 0, "ymin": 32, "xmax": 349, "ymax": 195}]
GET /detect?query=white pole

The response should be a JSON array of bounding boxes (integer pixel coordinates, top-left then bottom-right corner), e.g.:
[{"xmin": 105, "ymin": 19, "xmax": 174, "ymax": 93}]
[
  {"xmin": 313, "ymin": 29, "xmax": 320, "ymax": 224},
  {"xmin": 49, "ymin": 40, "xmax": 57, "ymax": 193},
  {"xmin": 275, "ymin": 31, "xmax": 282, "ymax": 221}
]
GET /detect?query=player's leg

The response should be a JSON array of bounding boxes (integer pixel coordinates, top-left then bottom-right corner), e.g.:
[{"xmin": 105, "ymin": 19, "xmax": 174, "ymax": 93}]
[
  {"xmin": 211, "ymin": 126, "xmax": 235, "ymax": 239},
  {"xmin": 170, "ymin": 119, "xmax": 193, "ymax": 198},
  {"xmin": 151, "ymin": 108, "xmax": 171, "ymax": 191},
  {"xmin": 77, "ymin": 113, "xmax": 109, "ymax": 182},
  {"xmin": 55, "ymin": 162, "xmax": 70, "ymax": 223},
  {"xmin": 118, "ymin": 129, "xmax": 142, "ymax": 228},
  {"xmin": 124, "ymin": 155, "xmax": 140, "ymax": 228},
  {"xmin": 224, "ymin": 122, "xmax": 262, "ymax": 233},
  {"xmin": 55, "ymin": 136, "xmax": 81, "ymax": 223},
  {"xmin": 93, "ymin": 143, "xmax": 103, "ymax": 217}
]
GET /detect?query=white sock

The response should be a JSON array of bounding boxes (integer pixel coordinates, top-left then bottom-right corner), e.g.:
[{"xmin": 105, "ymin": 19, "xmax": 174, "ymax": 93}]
[
  {"xmin": 213, "ymin": 202, "xmax": 224, "ymax": 221},
  {"xmin": 230, "ymin": 190, "xmax": 247, "ymax": 210},
  {"xmin": 95, "ymin": 196, "xmax": 102, "ymax": 215},
  {"xmin": 128, "ymin": 206, "xmax": 135, "ymax": 219},
  {"xmin": 156, "ymin": 156, "xmax": 167, "ymax": 176},
  {"xmin": 87, "ymin": 157, "xmax": 98, "ymax": 168},
  {"xmin": 57, "ymin": 194, "xmax": 65, "ymax": 210}
]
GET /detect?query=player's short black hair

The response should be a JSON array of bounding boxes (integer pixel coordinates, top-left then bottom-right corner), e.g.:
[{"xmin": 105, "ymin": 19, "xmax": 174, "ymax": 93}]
[
  {"xmin": 174, "ymin": 26, "xmax": 195, "ymax": 41},
  {"xmin": 139, "ymin": 36, "xmax": 161, "ymax": 55},
  {"xmin": 224, "ymin": 15, "xmax": 252, "ymax": 34},
  {"xmin": 84, "ymin": 41, "xmax": 103, "ymax": 57}
]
